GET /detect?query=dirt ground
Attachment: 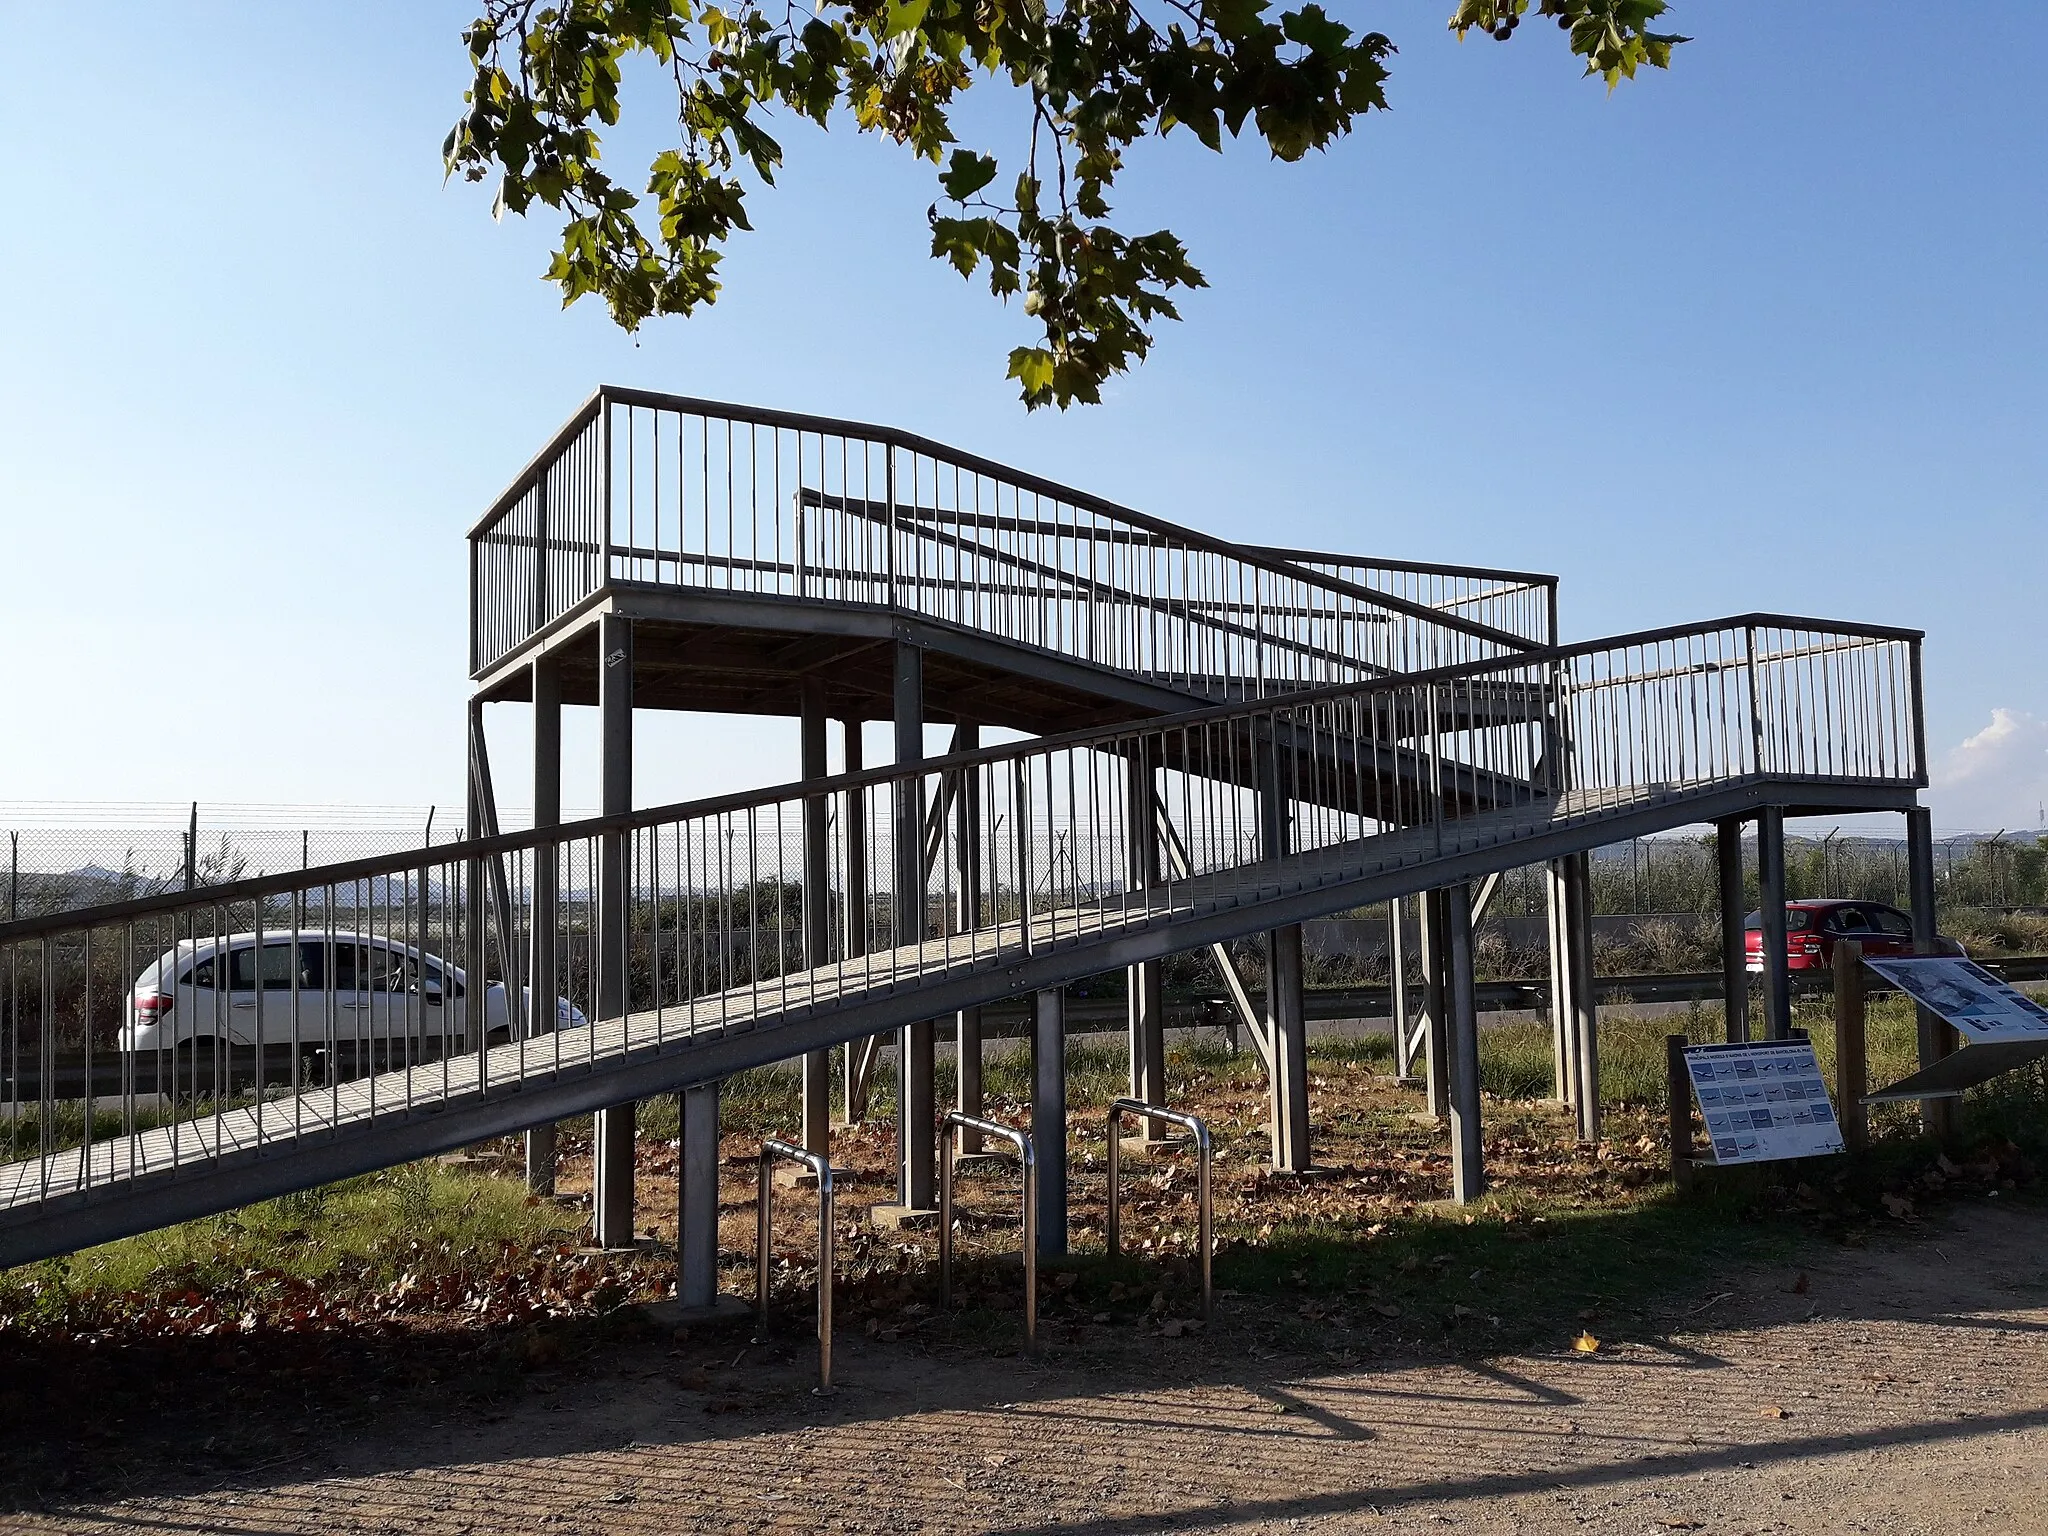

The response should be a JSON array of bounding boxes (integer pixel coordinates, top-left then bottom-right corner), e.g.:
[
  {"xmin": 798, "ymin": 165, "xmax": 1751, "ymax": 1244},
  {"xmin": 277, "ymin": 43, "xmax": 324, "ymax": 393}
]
[{"xmin": 14, "ymin": 1192, "xmax": 2045, "ymax": 1536}]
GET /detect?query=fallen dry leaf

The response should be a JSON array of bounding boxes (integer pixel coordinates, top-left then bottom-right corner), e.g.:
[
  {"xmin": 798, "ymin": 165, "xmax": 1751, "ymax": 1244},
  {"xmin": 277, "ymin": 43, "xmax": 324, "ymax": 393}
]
[
  {"xmin": 1759, "ymin": 1405, "xmax": 1789, "ymax": 1420},
  {"xmin": 1371, "ymin": 1302, "xmax": 1402, "ymax": 1319},
  {"xmin": 1572, "ymin": 1331, "xmax": 1601, "ymax": 1354}
]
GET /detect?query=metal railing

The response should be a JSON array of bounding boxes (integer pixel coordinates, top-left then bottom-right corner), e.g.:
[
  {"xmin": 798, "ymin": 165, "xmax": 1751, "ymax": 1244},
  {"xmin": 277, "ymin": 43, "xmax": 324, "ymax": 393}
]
[
  {"xmin": 937, "ymin": 1111, "xmax": 1037, "ymax": 1352},
  {"xmin": 468, "ymin": 388, "xmax": 1545, "ymax": 687},
  {"xmin": 0, "ymin": 612, "xmax": 1921, "ymax": 1245},
  {"xmin": 756, "ymin": 1137, "xmax": 834, "ymax": 1390},
  {"xmin": 1106, "ymin": 1098, "xmax": 1213, "ymax": 1322},
  {"xmin": 1248, "ymin": 547, "xmax": 1557, "ymax": 651}
]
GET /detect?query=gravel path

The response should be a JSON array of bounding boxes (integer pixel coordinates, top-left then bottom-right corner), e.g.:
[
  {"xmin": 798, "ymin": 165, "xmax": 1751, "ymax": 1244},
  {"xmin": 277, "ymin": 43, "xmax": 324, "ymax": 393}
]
[{"xmin": 22, "ymin": 1199, "xmax": 2046, "ymax": 1535}]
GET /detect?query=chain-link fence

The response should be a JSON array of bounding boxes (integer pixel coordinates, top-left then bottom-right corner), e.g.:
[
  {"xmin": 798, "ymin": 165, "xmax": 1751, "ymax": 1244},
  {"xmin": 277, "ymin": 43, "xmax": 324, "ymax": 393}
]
[{"xmin": 1, "ymin": 805, "xmax": 470, "ymax": 921}]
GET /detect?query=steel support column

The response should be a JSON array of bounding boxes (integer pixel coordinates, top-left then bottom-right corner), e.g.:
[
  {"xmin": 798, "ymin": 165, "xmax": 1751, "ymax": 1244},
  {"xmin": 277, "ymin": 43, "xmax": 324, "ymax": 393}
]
[
  {"xmin": 1717, "ymin": 816, "xmax": 1750, "ymax": 1043},
  {"xmin": 1266, "ymin": 922, "xmax": 1312, "ymax": 1171},
  {"xmin": 1566, "ymin": 851, "xmax": 1600, "ymax": 1141},
  {"xmin": 1546, "ymin": 858, "xmax": 1575, "ymax": 1106},
  {"xmin": 1389, "ymin": 896, "xmax": 1414, "ymax": 1080},
  {"xmin": 1420, "ymin": 887, "xmax": 1451, "ymax": 1123},
  {"xmin": 799, "ymin": 679, "xmax": 832, "ymax": 1159},
  {"xmin": 526, "ymin": 652, "xmax": 562, "ymax": 1194},
  {"xmin": 1906, "ymin": 805, "xmax": 1956, "ymax": 1141},
  {"xmin": 677, "ymin": 1082, "xmax": 720, "ymax": 1308},
  {"xmin": 1126, "ymin": 743, "xmax": 1167, "ymax": 1140},
  {"xmin": 1032, "ymin": 986, "xmax": 1067, "ymax": 1257},
  {"xmin": 893, "ymin": 641, "xmax": 935, "ymax": 1211},
  {"xmin": 592, "ymin": 614, "xmax": 636, "ymax": 1250},
  {"xmin": 1757, "ymin": 805, "xmax": 1792, "ymax": 1041},
  {"xmin": 839, "ymin": 720, "xmax": 872, "ymax": 1122},
  {"xmin": 953, "ymin": 723, "xmax": 985, "ymax": 1152},
  {"xmin": 1259, "ymin": 730, "xmax": 1311, "ymax": 1169},
  {"xmin": 1446, "ymin": 882, "xmax": 1485, "ymax": 1203}
]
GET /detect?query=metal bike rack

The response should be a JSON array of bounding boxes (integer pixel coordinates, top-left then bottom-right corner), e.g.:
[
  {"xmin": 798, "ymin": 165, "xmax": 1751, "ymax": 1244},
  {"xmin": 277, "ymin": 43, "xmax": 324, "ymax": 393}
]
[
  {"xmin": 937, "ymin": 1111, "xmax": 1037, "ymax": 1353},
  {"xmin": 1106, "ymin": 1098, "xmax": 1213, "ymax": 1323},
  {"xmin": 756, "ymin": 1137, "xmax": 835, "ymax": 1390}
]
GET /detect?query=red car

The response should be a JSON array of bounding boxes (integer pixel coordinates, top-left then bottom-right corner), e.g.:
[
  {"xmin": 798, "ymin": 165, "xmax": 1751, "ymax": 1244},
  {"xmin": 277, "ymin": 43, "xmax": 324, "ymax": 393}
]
[{"xmin": 1744, "ymin": 900, "xmax": 1961, "ymax": 972}]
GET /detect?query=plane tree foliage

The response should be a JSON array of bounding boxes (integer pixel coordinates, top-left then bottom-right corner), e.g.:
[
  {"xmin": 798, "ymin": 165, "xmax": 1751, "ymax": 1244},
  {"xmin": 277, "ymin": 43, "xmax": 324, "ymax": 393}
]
[{"xmin": 444, "ymin": 0, "xmax": 1684, "ymax": 407}]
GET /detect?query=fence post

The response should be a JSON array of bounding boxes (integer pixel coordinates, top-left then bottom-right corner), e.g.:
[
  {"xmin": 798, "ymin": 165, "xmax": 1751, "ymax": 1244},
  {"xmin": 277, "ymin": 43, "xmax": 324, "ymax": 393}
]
[{"xmin": 1833, "ymin": 939, "xmax": 1868, "ymax": 1153}]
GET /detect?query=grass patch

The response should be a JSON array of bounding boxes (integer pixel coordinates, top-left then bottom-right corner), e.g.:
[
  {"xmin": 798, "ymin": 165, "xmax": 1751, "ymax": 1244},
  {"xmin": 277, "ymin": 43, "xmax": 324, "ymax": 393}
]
[{"xmin": 18, "ymin": 1159, "xmax": 576, "ymax": 1304}]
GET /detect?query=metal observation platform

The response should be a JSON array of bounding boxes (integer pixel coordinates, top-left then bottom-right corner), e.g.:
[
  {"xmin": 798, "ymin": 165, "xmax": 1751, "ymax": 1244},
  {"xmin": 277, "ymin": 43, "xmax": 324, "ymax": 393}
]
[{"xmin": 0, "ymin": 388, "xmax": 1939, "ymax": 1286}]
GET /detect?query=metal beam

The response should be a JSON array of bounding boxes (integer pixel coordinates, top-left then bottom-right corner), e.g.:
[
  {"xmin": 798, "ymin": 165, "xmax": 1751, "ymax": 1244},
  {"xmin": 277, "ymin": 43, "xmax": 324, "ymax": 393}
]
[
  {"xmin": 526, "ymin": 652, "xmax": 562, "ymax": 1194},
  {"xmin": 1446, "ymin": 882, "xmax": 1484, "ymax": 1203},
  {"xmin": 1906, "ymin": 805, "xmax": 1956, "ymax": 1141},
  {"xmin": 800, "ymin": 678, "xmax": 832, "ymax": 1159},
  {"xmin": 953, "ymin": 723, "xmax": 986, "ymax": 1153},
  {"xmin": 1757, "ymin": 805, "xmax": 1792, "ymax": 1041},
  {"xmin": 1033, "ymin": 987, "xmax": 1067, "ymax": 1258},
  {"xmin": 893, "ymin": 641, "xmax": 935, "ymax": 1212},
  {"xmin": 592, "ymin": 613, "xmax": 637, "ymax": 1250},
  {"xmin": 1717, "ymin": 816, "xmax": 1749, "ymax": 1042}
]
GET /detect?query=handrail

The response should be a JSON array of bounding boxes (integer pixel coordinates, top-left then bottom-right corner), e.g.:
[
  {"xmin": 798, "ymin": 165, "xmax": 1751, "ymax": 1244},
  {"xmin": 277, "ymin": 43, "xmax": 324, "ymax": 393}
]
[
  {"xmin": 0, "ymin": 611, "xmax": 1923, "ymax": 945},
  {"xmin": 756, "ymin": 1137, "xmax": 835, "ymax": 1390},
  {"xmin": 476, "ymin": 387, "xmax": 1526, "ymax": 649},
  {"xmin": 937, "ymin": 1110, "xmax": 1037, "ymax": 1352},
  {"xmin": 468, "ymin": 387, "xmax": 1549, "ymax": 679},
  {"xmin": 1106, "ymin": 1098, "xmax": 1213, "ymax": 1323}
]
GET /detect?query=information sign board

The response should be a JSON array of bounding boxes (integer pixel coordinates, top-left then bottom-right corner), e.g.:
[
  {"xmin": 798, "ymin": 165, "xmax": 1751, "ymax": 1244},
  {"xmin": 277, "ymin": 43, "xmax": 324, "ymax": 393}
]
[
  {"xmin": 1860, "ymin": 955, "xmax": 2048, "ymax": 1042},
  {"xmin": 1683, "ymin": 1038, "xmax": 1844, "ymax": 1165}
]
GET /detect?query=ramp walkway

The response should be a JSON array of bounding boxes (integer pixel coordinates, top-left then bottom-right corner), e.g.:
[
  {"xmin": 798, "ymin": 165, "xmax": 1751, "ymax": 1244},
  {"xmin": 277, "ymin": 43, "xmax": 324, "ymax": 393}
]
[{"xmin": 0, "ymin": 613, "xmax": 1922, "ymax": 1265}]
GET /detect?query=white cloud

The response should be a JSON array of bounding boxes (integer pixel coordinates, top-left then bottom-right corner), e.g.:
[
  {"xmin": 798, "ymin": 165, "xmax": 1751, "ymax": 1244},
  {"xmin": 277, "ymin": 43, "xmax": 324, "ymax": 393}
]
[{"xmin": 1929, "ymin": 709, "xmax": 2048, "ymax": 833}]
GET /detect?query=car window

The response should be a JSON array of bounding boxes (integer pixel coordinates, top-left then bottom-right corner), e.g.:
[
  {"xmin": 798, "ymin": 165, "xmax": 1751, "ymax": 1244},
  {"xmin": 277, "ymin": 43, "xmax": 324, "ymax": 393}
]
[
  {"xmin": 185, "ymin": 954, "xmax": 219, "ymax": 989},
  {"xmin": 228, "ymin": 942, "xmax": 312, "ymax": 992},
  {"xmin": 1784, "ymin": 910, "xmax": 1811, "ymax": 932},
  {"xmin": 1874, "ymin": 909, "xmax": 1914, "ymax": 936},
  {"xmin": 1832, "ymin": 907, "xmax": 1870, "ymax": 933}
]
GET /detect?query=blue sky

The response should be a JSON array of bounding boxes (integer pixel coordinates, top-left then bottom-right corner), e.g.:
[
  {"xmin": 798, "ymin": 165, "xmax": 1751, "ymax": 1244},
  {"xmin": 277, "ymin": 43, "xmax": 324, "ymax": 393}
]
[{"xmin": 2, "ymin": 2, "xmax": 2043, "ymax": 834}]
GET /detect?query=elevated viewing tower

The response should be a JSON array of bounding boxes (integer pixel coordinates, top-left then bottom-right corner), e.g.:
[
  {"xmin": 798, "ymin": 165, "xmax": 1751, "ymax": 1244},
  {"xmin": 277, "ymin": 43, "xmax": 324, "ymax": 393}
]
[{"xmin": 0, "ymin": 388, "xmax": 1940, "ymax": 1289}]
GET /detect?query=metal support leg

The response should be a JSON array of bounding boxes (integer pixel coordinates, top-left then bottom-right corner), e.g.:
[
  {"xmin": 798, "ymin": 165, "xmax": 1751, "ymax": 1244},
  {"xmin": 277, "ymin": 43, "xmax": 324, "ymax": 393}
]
[
  {"xmin": 1446, "ymin": 882, "xmax": 1484, "ymax": 1203},
  {"xmin": 1032, "ymin": 987, "xmax": 1067, "ymax": 1258},
  {"xmin": 1757, "ymin": 806, "xmax": 1792, "ymax": 1041},
  {"xmin": 799, "ymin": 680, "xmax": 831, "ymax": 1159},
  {"xmin": 1906, "ymin": 805, "xmax": 1957, "ymax": 1141},
  {"xmin": 1567, "ymin": 852, "xmax": 1600, "ymax": 1141},
  {"xmin": 593, "ymin": 613, "xmax": 636, "ymax": 1249},
  {"xmin": 1421, "ymin": 888, "xmax": 1451, "ymax": 1123},
  {"xmin": 839, "ymin": 720, "xmax": 872, "ymax": 1123},
  {"xmin": 1389, "ymin": 896, "xmax": 1414, "ymax": 1080},
  {"xmin": 954, "ymin": 724, "xmax": 985, "ymax": 1152},
  {"xmin": 1126, "ymin": 745, "xmax": 1167, "ymax": 1138},
  {"xmin": 678, "ymin": 1081, "xmax": 721, "ymax": 1307},
  {"xmin": 526, "ymin": 652, "xmax": 562, "ymax": 1194},
  {"xmin": 1717, "ymin": 816, "xmax": 1750, "ymax": 1043},
  {"xmin": 1546, "ymin": 859, "xmax": 1575, "ymax": 1106},
  {"xmin": 893, "ymin": 642, "xmax": 934, "ymax": 1211},
  {"xmin": 1267, "ymin": 923, "xmax": 1311, "ymax": 1171}
]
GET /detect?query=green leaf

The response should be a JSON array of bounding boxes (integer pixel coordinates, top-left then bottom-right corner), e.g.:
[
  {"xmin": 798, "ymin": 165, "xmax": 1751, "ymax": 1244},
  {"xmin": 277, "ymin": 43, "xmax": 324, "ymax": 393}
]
[
  {"xmin": 883, "ymin": 0, "xmax": 932, "ymax": 41},
  {"xmin": 1007, "ymin": 346, "xmax": 1056, "ymax": 400},
  {"xmin": 939, "ymin": 149, "xmax": 1000, "ymax": 202}
]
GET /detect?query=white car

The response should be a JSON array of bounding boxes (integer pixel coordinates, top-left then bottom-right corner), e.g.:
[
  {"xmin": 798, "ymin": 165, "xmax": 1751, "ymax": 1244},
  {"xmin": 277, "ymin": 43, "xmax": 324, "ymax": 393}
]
[{"xmin": 120, "ymin": 932, "xmax": 587, "ymax": 1054}]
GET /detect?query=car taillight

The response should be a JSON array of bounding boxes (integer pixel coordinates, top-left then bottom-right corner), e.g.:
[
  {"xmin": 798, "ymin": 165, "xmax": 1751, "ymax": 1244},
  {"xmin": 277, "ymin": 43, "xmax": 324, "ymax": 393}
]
[
  {"xmin": 133, "ymin": 992, "xmax": 173, "ymax": 1023},
  {"xmin": 1800, "ymin": 938, "xmax": 1821, "ymax": 953}
]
